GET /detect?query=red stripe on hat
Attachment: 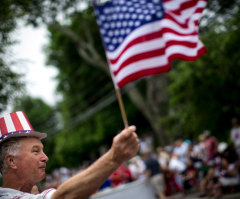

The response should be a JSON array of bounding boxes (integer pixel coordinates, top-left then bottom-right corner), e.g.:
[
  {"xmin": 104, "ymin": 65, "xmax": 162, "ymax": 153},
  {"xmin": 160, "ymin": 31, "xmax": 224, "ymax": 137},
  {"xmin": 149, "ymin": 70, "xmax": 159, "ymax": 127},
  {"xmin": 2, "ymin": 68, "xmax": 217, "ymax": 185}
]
[
  {"xmin": 22, "ymin": 112, "xmax": 34, "ymax": 130},
  {"xmin": 0, "ymin": 117, "xmax": 8, "ymax": 135},
  {"xmin": 10, "ymin": 112, "xmax": 24, "ymax": 132}
]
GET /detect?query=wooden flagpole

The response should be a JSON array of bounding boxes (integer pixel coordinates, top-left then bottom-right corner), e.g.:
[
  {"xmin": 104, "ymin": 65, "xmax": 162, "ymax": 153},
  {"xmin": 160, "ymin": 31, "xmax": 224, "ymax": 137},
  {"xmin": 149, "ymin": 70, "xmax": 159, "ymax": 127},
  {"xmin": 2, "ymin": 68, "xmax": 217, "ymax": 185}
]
[{"xmin": 115, "ymin": 88, "xmax": 129, "ymax": 128}]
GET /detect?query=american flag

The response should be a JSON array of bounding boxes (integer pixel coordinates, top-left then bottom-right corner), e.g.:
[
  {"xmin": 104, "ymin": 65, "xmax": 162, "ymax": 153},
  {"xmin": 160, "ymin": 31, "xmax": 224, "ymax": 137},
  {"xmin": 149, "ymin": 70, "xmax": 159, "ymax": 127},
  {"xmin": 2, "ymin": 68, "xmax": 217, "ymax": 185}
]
[{"xmin": 94, "ymin": 0, "xmax": 207, "ymax": 88}]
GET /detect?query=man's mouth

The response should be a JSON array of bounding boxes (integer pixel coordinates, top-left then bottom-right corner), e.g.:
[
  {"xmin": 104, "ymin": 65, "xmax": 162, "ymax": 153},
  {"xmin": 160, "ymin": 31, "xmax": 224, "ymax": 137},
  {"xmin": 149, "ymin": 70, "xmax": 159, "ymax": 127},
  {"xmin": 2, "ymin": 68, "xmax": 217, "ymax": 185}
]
[{"xmin": 39, "ymin": 166, "xmax": 46, "ymax": 170}]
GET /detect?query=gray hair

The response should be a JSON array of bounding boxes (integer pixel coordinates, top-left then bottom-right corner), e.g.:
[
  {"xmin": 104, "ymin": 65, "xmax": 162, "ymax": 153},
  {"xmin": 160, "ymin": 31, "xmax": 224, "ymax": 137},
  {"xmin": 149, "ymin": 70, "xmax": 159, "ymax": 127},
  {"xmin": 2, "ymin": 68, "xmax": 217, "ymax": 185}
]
[{"xmin": 0, "ymin": 138, "xmax": 22, "ymax": 175}]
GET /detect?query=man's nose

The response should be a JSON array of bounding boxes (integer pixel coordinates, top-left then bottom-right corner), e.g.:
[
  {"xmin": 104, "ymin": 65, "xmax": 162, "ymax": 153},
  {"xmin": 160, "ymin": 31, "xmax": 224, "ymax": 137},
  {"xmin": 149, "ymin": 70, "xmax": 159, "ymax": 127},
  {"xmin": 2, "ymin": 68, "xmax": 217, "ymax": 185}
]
[{"xmin": 41, "ymin": 152, "xmax": 49, "ymax": 162}]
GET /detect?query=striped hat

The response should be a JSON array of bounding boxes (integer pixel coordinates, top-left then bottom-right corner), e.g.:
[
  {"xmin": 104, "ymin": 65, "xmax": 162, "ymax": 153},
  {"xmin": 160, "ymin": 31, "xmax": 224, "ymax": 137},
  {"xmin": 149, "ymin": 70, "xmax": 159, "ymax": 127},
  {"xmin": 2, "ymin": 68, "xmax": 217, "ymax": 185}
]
[{"xmin": 0, "ymin": 111, "xmax": 47, "ymax": 144}]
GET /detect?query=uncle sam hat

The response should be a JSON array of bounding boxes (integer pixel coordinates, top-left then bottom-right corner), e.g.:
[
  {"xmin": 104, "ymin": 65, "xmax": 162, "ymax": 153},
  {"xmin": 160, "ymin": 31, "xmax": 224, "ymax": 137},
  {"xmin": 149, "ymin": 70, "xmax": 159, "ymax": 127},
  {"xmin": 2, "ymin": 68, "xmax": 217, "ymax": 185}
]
[{"xmin": 0, "ymin": 111, "xmax": 47, "ymax": 144}]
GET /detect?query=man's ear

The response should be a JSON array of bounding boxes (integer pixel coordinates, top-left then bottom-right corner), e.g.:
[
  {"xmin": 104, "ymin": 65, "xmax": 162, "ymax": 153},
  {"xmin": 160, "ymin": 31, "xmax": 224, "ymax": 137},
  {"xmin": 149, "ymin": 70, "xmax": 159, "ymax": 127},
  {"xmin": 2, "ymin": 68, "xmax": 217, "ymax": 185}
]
[{"xmin": 5, "ymin": 155, "xmax": 18, "ymax": 169}]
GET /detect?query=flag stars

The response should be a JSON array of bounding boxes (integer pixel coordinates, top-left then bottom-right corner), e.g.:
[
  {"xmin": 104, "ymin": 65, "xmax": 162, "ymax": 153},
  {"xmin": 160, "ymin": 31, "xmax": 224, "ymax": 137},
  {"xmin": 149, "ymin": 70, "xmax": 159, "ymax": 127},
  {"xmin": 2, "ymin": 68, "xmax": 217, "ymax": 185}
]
[
  {"xmin": 136, "ymin": 8, "xmax": 142, "ymax": 13},
  {"xmin": 129, "ymin": 7, "xmax": 134, "ymax": 12},
  {"xmin": 131, "ymin": 14, "xmax": 137, "ymax": 19},
  {"xmin": 112, "ymin": 38, "xmax": 118, "ymax": 44},
  {"xmin": 128, "ymin": 21, "xmax": 134, "ymax": 27},
  {"xmin": 135, "ymin": 21, "xmax": 141, "ymax": 27},
  {"xmin": 116, "ymin": 21, "xmax": 122, "ymax": 28},
  {"xmin": 108, "ymin": 45, "xmax": 114, "ymax": 50},
  {"xmin": 147, "ymin": 3, "xmax": 154, "ymax": 9},
  {"xmin": 122, "ymin": 21, "xmax": 128, "ymax": 27},
  {"xmin": 95, "ymin": 0, "xmax": 165, "ymax": 51},
  {"xmin": 157, "ymin": 11, "xmax": 163, "ymax": 18},
  {"xmin": 104, "ymin": 37, "xmax": 110, "ymax": 43},
  {"xmin": 118, "ymin": 37, "xmax": 123, "ymax": 43},
  {"xmin": 121, "ymin": 6, "xmax": 128, "ymax": 12},
  {"xmin": 110, "ymin": 22, "xmax": 115, "ymax": 28},
  {"xmin": 108, "ymin": 31, "xmax": 113, "ymax": 37},
  {"xmin": 125, "ymin": 13, "xmax": 130, "ymax": 19},
  {"xmin": 119, "ymin": 13, "xmax": 124, "ymax": 19},
  {"xmin": 126, "ymin": 1, "xmax": 132, "ymax": 6},
  {"xmin": 114, "ymin": 30, "xmax": 120, "ymax": 36},
  {"xmin": 146, "ymin": 15, "xmax": 152, "ymax": 21}
]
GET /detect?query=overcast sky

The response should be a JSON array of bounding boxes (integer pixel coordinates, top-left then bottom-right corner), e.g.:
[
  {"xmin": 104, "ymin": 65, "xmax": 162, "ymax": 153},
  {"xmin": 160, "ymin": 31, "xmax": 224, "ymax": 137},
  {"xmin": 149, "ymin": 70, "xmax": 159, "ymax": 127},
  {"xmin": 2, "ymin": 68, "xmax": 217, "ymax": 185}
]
[{"xmin": 10, "ymin": 22, "xmax": 59, "ymax": 106}]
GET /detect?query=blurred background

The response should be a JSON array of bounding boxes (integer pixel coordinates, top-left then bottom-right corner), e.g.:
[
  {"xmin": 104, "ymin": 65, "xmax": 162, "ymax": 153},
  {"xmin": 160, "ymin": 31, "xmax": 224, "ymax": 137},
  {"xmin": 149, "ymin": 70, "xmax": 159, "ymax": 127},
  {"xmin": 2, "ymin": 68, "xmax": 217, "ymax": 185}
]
[{"xmin": 0, "ymin": 0, "xmax": 240, "ymax": 192}]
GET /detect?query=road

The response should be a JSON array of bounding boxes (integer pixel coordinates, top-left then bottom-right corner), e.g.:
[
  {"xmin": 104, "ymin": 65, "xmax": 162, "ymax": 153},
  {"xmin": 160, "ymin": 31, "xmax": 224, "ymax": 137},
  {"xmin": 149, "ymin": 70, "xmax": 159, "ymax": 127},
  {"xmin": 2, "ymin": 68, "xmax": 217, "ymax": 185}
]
[{"xmin": 172, "ymin": 192, "xmax": 240, "ymax": 199}]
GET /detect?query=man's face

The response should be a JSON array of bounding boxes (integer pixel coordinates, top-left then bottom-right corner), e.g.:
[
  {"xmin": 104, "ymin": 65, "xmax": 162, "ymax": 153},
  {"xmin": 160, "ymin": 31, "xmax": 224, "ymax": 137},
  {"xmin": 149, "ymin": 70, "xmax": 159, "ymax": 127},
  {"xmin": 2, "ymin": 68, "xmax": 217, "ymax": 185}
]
[{"xmin": 15, "ymin": 137, "xmax": 48, "ymax": 185}]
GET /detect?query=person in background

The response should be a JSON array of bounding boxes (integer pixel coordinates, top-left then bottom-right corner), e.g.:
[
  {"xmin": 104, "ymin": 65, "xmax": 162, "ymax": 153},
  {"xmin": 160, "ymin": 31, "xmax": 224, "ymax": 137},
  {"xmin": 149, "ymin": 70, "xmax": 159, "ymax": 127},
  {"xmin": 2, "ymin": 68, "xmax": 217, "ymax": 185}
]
[
  {"xmin": 141, "ymin": 150, "xmax": 166, "ymax": 199},
  {"xmin": 0, "ymin": 111, "xmax": 139, "ymax": 199},
  {"xmin": 128, "ymin": 155, "xmax": 146, "ymax": 181},
  {"xmin": 203, "ymin": 130, "xmax": 218, "ymax": 163},
  {"xmin": 230, "ymin": 118, "xmax": 240, "ymax": 161},
  {"xmin": 157, "ymin": 146, "xmax": 170, "ymax": 170},
  {"xmin": 109, "ymin": 162, "xmax": 133, "ymax": 187},
  {"xmin": 172, "ymin": 138, "xmax": 189, "ymax": 164}
]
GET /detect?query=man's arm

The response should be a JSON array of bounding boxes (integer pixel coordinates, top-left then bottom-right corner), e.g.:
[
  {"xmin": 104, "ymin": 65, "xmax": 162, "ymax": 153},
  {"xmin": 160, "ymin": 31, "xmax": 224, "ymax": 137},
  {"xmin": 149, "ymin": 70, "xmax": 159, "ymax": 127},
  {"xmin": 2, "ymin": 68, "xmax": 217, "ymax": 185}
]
[{"xmin": 51, "ymin": 125, "xmax": 139, "ymax": 199}]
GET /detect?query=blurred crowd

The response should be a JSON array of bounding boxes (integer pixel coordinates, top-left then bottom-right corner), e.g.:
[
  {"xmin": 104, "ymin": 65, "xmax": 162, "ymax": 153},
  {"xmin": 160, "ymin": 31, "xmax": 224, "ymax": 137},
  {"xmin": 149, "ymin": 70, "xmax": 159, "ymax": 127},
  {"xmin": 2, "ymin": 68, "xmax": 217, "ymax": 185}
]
[{"xmin": 40, "ymin": 118, "xmax": 240, "ymax": 199}]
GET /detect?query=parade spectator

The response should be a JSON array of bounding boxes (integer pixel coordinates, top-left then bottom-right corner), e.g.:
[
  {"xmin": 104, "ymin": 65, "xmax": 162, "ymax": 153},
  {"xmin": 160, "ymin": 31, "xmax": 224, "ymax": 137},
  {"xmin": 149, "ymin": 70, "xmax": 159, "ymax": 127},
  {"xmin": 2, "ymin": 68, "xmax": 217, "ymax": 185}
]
[
  {"xmin": 182, "ymin": 158, "xmax": 198, "ymax": 192},
  {"xmin": 141, "ymin": 150, "xmax": 166, "ymax": 199},
  {"xmin": 230, "ymin": 118, "xmax": 240, "ymax": 161},
  {"xmin": 168, "ymin": 153, "xmax": 186, "ymax": 189},
  {"xmin": 200, "ymin": 155, "xmax": 239, "ymax": 198},
  {"xmin": 156, "ymin": 146, "xmax": 170, "ymax": 170},
  {"xmin": 197, "ymin": 134, "xmax": 208, "ymax": 162},
  {"xmin": 110, "ymin": 162, "xmax": 133, "ymax": 187},
  {"xmin": 139, "ymin": 134, "xmax": 153, "ymax": 155},
  {"xmin": 203, "ymin": 130, "xmax": 218, "ymax": 163},
  {"xmin": 128, "ymin": 155, "xmax": 146, "ymax": 181},
  {"xmin": 172, "ymin": 138, "xmax": 189, "ymax": 164}
]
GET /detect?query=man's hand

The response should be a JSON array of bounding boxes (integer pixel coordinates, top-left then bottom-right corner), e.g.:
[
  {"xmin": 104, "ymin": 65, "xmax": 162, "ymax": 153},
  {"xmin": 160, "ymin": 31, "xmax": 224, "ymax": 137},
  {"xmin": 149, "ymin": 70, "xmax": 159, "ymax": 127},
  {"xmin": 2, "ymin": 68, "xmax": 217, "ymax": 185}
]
[{"xmin": 109, "ymin": 125, "xmax": 140, "ymax": 165}]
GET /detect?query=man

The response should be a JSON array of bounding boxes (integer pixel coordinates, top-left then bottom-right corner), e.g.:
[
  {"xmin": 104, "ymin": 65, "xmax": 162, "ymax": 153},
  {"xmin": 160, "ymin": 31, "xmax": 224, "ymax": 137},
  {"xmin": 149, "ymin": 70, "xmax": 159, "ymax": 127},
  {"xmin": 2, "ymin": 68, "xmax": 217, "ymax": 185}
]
[
  {"xmin": 141, "ymin": 150, "xmax": 166, "ymax": 199},
  {"xmin": 0, "ymin": 111, "xmax": 139, "ymax": 199}
]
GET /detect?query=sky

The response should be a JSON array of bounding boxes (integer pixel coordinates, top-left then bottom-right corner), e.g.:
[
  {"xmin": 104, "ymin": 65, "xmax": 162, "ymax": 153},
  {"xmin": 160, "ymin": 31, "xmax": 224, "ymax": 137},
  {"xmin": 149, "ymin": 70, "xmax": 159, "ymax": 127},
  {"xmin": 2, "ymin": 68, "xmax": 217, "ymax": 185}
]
[{"xmin": 10, "ymin": 22, "xmax": 59, "ymax": 106}]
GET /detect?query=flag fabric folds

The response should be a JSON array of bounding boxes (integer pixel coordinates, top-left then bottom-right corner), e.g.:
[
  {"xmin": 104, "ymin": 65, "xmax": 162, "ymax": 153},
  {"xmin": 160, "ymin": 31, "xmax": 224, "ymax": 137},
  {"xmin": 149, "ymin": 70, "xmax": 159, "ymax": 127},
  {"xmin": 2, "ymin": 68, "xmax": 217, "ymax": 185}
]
[{"xmin": 94, "ymin": 0, "xmax": 207, "ymax": 88}]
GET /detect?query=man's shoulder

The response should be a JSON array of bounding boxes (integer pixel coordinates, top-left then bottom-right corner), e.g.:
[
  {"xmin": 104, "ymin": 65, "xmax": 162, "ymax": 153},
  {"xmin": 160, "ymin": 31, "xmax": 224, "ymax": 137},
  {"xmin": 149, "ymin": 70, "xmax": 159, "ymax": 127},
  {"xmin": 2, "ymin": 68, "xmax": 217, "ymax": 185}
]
[
  {"xmin": 0, "ymin": 187, "xmax": 56, "ymax": 199},
  {"xmin": 0, "ymin": 187, "xmax": 21, "ymax": 198}
]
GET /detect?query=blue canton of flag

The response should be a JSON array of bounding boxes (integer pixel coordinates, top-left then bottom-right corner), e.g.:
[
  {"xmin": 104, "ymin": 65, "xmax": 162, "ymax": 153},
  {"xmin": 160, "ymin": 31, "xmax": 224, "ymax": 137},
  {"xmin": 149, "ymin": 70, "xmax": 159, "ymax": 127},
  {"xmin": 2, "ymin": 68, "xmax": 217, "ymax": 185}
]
[{"xmin": 95, "ymin": 0, "xmax": 165, "ymax": 52}]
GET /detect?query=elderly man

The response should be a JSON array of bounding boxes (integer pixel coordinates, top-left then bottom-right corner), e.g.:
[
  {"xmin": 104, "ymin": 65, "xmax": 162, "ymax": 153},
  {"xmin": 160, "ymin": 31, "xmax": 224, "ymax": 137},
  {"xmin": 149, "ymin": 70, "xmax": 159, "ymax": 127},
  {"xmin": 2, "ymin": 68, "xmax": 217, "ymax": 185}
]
[{"xmin": 0, "ymin": 111, "xmax": 139, "ymax": 199}]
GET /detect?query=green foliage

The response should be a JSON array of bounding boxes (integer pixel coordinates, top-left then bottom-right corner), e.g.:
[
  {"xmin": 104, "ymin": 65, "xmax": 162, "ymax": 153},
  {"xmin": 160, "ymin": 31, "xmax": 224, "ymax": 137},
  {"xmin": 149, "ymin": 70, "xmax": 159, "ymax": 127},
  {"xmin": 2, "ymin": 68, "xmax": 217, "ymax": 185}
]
[{"xmin": 0, "ymin": 65, "xmax": 23, "ymax": 113}]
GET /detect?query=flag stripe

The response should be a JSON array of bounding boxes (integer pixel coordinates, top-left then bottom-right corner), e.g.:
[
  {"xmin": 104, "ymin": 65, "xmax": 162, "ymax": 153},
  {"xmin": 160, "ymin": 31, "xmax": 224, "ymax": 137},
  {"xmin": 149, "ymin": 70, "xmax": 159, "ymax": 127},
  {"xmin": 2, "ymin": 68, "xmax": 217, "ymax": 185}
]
[
  {"xmin": 10, "ymin": 112, "xmax": 24, "ymax": 132},
  {"xmin": 0, "ymin": 117, "xmax": 7, "ymax": 136},
  {"xmin": 17, "ymin": 111, "xmax": 33, "ymax": 130},
  {"xmin": 118, "ymin": 65, "xmax": 171, "ymax": 87},
  {"xmin": 5, "ymin": 114, "xmax": 16, "ymax": 134}
]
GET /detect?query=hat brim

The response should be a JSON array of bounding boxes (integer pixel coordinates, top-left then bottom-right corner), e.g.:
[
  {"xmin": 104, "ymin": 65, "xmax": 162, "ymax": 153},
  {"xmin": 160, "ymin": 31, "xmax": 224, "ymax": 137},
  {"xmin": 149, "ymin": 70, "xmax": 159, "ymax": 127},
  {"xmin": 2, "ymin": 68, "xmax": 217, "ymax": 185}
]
[{"xmin": 0, "ymin": 131, "xmax": 47, "ymax": 144}]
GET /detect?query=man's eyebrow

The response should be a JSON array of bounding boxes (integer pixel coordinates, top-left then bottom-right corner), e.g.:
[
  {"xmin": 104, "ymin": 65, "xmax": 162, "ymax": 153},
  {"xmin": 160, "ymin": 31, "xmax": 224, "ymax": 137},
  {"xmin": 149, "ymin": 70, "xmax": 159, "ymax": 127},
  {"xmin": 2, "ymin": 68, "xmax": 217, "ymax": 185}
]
[{"xmin": 32, "ymin": 145, "xmax": 43, "ymax": 149}]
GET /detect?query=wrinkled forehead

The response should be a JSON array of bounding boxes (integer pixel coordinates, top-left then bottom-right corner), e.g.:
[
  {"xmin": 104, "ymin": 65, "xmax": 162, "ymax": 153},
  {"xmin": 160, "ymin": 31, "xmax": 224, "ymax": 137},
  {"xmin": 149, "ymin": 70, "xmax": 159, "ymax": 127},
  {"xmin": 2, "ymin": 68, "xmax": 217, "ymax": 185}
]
[{"xmin": 19, "ymin": 137, "xmax": 43, "ymax": 149}]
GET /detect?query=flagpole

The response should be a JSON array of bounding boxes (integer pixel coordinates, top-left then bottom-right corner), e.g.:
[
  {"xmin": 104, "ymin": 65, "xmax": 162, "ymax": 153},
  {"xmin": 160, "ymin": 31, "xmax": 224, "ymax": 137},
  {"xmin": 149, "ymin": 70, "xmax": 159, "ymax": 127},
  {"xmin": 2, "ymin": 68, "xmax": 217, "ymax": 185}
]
[{"xmin": 115, "ymin": 88, "xmax": 129, "ymax": 128}]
